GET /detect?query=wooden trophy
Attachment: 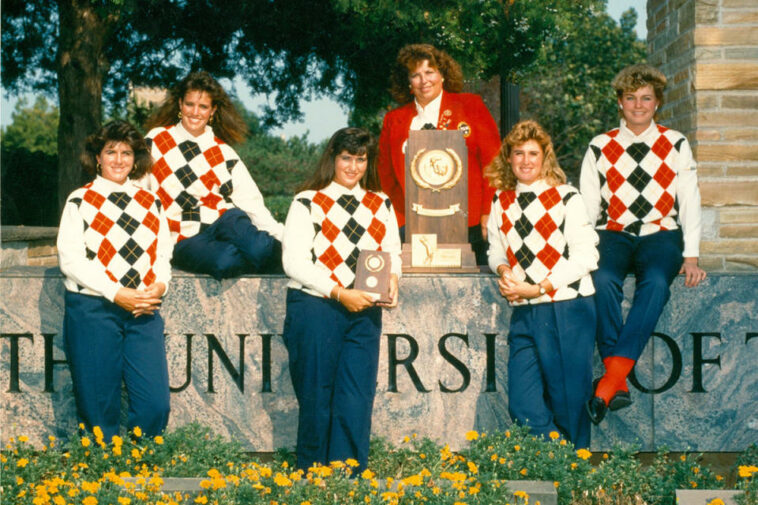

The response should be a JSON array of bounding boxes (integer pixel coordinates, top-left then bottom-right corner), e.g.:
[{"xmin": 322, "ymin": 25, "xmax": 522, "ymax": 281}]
[{"xmin": 401, "ymin": 129, "xmax": 478, "ymax": 272}]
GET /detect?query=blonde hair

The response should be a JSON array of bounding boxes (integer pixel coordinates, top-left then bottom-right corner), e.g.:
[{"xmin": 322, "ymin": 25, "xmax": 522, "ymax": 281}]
[
  {"xmin": 485, "ymin": 120, "xmax": 566, "ymax": 191},
  {"xmin": 611, "ymin": 64, "xmax": 667, "ymax": 105}
]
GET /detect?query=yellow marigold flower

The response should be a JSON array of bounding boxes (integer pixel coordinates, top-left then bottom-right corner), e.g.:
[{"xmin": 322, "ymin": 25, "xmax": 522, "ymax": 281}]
[
  {"xmin": 16, "ymin": 476, "xmax": 24, "ymax": 485},
  {"xmin": 469, "ymin": 486, "xmax": 480, "ymax": 495},
  {"xmin": 433, "ymin": 487, "xmax": 441, "ymax": 495},
  {"xmin": 505, "ymin": 430, "xmax": 511, "ymax": 437},
  {"xmin": 17, "ymin": 458, "xmax": 29, "ymax": 467},
  {"xmin": 273, "ymin": 473, "xmax": 292, "ymax": 487},
  {"xmin": 111, "ymin": 435, "xmax": 122, "ymax": 446},
  {"xmin": 420, "ymin": 468, "xmax": 431, "ymax": 477},
  {"xmin": 53, "ymin": 496, "xmax": 65, "ymax": 505},
  {"xmin": 402, "ymin": 474, "xmax": 423, "ymax": 486},
  {"xmin": 520, "ymin": 468, "xmax": 528, "ymax": 476},
  {"xmin": 133, "ymin": 427, "xmax": 142, "ymax": 438},
  {"xmin": 346, "ymin": 458, "xmax": 359, "ymax": 467},
  {"xmin": 716, "ymin": 475, "xmax": 724, "ymax": 481},
  {"xmin": 549, "ymin": 431, "xmax": 560, "ymax": 440},
  {"xmin": 491, "ymin": 453, "xmax": 498, "ymax": 461},
  {"xmin": 113, "ymin": 446, "xmax": 122, "ymax": 456},
  {"xmin": 419, "ymin": 453, "xmax": 426, "ymax": 459},
  {"xmin": 499, "ymin": 457, "xmax": 506, "ymax": 464},
  {"xmin": 199, "ymin": 480, "xmax": 212, "ymax": 490},
  {"xmin": 453, "ymin": 502, "xmax": 467, "ymax": 505},
  {"xmin": 330, "ymin": 460, "xmax": 345, "ymax": 469},
  {"xmin": 117, "ymin": 499, "xmax": 131, "ymax": 505},
  {"xmin": 514, "ymin": 490, "xmax": 529, "ymax": 499},
  {"xmin": 739, "ymin": 465, "xmax": 758, "ymax": 478},
  {"xmin": 707, "ymin": 499, "xmax": 725, "ymax": 505},
  {"xmin": 194, "ymin": 496, "xmax": 207, "ymax": 504},
  {"xmin": 68, "ymin": 489, "xmax": 79, "ymax": 497},
  {"xmin": 560, "ymin": 439, "xmax": 567, "ymax": 446},
  {"xmin": 403, "ymin": 436, "xmax": 410, "ymax": 443},
  {"xmin": 680, "ymin": 454, "xmax": 687, "ymax": 462},
  {"xmin": 467, "ymin": 461, "xmax": 478, "ymax": 474},
  {"xmin": 260, "ymin": 467, "xmax": 272, "ymax": 478},
  {"xmin": 465, "ymin": 430, "xmax": 479, "ymax": 441},
  {"xmin": 571, "ymin": 463, "xmax": 578, "ymax": 469},
  {"xmin": 361, "ymin": 469, "xmax": 375, "ymax": 479},
  {"xmin": 576, "ymin": 449, "xmax": 592, "ymax": 460},
  {"xmin": 554, "ymin": 481, "xmax": 560, "ymax": 488},
  {"xmin": 81, "ymin": 437, "xmax": 91, "ymax": 448},
  {"xmin": 81, "ymin": 481, "xmax": 100, "ymax": 494},
  {"xmin": 514, "ymin": 445, "xmax": 520, "ymax": 451},
  {"xmin": 690, "ymin": 481, "xmax": 698, "ymax": 488},
  {"xmin": 18, "ymin": 435, "xmax": 29, "ymax": 443},
  {"xmin": 93, "ymin": 426, "xmax": 104, "ymax": 439},
  {"xmin": 301, "ymin": 502, "xmax": 312, "ymax": 505},
  {"xmin": 693, "ymin": 467, "xmax": 700, "ymax": 474},
  {"xmin": 82, "ymin": 497, "xmax": 98, "ymax": 505},
  {"xmin": 154, "ymin": 436, "xmax": 164, "ymax": 445},
  {"xmin": 602, "ymin": 453, "xmax": 608, "ymax": 459}
]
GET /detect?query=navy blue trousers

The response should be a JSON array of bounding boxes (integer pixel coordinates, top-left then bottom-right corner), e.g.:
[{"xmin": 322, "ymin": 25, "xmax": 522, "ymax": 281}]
[
  {"xmin": 507, "ymin": 296, "xmax": 595, "ymax": 448},
  {"xmin": 172, "ymin": 208, "xmax": 282, "ymax": 279},
  {"xmin": 592, "ymin": 230, "xmax": 683, "ymax": 361},
  {"xmin": 282, "ymin": 289, "xmax": 382, "ymax": 472},
  {"xmin": 63, "ymin": 292, "xmax": 170, "ymax": 442}
]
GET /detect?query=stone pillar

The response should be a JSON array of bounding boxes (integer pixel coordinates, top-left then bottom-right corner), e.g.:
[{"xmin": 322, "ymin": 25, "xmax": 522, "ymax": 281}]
[{"xmin": 647, "ymin": 0, "xmax": 758, "ymax": 271}]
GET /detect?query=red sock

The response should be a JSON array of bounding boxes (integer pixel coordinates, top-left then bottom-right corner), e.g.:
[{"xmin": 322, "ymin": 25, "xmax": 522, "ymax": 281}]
[{"xmin": 595, "ymin": 356, "xmax": 635, "ymax": 405}]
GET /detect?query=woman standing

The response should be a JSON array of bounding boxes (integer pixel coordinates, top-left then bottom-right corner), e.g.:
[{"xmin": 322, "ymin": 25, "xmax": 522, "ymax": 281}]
[
  {"xmin": 282, "ymin": 128, "xmax": 401, "ymax": 471},
  {"xmin": 144, "ymin": 71, "xmax": 283, "ymax": 279},
  {"xmin": 58, "ymin": 121, "xmax": 172, "ymax": 441},
  {"xmin": 378, "ymin": 43, "xmax": 501, "ymax": 264},
  {"xmin": 487, "ymin": 120, "xmax": 598, "ymax": 448},
  {"xmin": 580, "ymin": 64, "xmax": 706, "ymax": 424}
]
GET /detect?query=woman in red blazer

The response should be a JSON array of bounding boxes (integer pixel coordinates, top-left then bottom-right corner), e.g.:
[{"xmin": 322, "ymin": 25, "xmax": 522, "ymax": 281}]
[{"xmin": 378, "ymin": 43, "xmax": 501, "ymax": 264}]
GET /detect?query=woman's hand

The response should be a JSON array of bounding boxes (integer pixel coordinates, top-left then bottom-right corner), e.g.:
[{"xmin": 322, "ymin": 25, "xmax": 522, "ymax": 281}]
[
  {"xmin": 332, "ymin": 286, "xmax": 377, "ymax": 313},
  {"xmin": 115, "ymin": 282, "xmax": 165, "ymax": 317},
  {"xmin": 680, "ymin": 257, "xmax": 706, "ymax": 287},
  {"xmin": 377, "ymin": 274, "xmax": 399, "ymax": 309}
]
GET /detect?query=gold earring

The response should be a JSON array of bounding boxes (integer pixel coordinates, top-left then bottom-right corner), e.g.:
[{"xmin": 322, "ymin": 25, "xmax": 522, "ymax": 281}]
[{"xmin": 178, "ymin": 111, "xmax": 183, "ymax": 119}]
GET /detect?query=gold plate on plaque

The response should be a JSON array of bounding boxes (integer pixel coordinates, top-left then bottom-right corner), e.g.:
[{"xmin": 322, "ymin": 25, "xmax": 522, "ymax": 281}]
[{"xmin": 410, "ymin": 148, "xmax": 463, "ymax": 192}]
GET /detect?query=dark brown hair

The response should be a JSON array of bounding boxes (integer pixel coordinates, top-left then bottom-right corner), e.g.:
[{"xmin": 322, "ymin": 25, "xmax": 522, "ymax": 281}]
[
  {"xmin": 81, "ymin": 121, "xmax": 152, "ymax": 180},
  {"xmin": 612, "ymin": 64, "xmax": 667, "ymax": 106},
  {"xmin": 388, "ymin": 44, "xmax": 464, "ymax": 104},
  {"xmin": 144, "ymin": 70, "xmax": 248, "ymax": 144},
  {"xmin": 299, "ymin": 127, "xmax": 380, "ymax": 192},
  {"xmin": 485, "ymin": 120, "xmax": 566, "ymax": 191}
]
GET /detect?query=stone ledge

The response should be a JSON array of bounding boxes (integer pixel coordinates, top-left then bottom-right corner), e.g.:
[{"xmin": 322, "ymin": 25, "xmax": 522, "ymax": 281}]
[
  {"xmin": 1, "ymin": 226, "xmax": 58, "ymax": 242},
  {"xmin": 676, "ymin": 489, "xmax": 743, "ymax": 505}
]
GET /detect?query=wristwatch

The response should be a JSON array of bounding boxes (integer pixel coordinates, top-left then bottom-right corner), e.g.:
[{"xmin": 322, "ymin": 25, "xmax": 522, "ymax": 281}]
[{"xmin": 538, "ymin": 282, "xmax": 546, "ymax": 296}]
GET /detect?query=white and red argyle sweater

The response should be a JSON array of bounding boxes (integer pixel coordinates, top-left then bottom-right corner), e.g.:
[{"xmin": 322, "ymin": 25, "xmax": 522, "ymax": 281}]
[
  {"xmin": 487, "ymin": 179, "xmax": 598, "ymax": 306},
  {"xmin": 282, "ymin": 181, "xmax": 402, "ymax": 299},
  {"xmin": 144, "ymin": 123, "xmax": 283, "ymax": 244},
  {"xmin": 57, "ymin": 177, "xmax": 172, "ymax": 302},
  {"xmin": 580, "ymin": 120, "xmax": 702, "ymax": 257}
]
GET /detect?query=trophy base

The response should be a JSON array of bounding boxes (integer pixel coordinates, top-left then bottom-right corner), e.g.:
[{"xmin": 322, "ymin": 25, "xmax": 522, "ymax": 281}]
[{"xmin": 401, "ymin": 242, "xmax": 480, "ymax": 273}]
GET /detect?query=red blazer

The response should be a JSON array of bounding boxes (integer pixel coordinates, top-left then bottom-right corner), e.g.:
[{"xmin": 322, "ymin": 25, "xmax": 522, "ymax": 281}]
[{"xmin": 377, "ymin": 92, "xmax": 501, "ymax": 228}]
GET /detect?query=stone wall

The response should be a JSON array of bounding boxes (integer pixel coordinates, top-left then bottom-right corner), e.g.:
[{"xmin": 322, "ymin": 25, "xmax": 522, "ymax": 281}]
[
  {"xmin": 2, "ymin": 268, "xmax": 756, "ymax": 452},
  {"xmin": 647, "ymin": 0, "xmax": 758, "ymax": 271}
]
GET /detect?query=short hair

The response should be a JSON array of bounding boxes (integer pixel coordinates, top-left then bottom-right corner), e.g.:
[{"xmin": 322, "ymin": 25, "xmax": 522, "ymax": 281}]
[
  {"xmin": 144, "ymin": 70, "xmax": 248, "ymax": 145},
  {"xmin": 612, "ymin": 63, "xmax": 667, "ymax": 105},
  {"xmin": 81, "ymin": 120, "xmax": 153, "ymax": 180},
  {"xmin": 485, "ymin": 120, "xmax": 566, "ymax": 191},
  {"xmin": 388, "ymin": 44, "xmax": 464, "ymax": 104},
  {"xmin": 299, "ymin": 127, "xmax": 380, "ymax": 192}
]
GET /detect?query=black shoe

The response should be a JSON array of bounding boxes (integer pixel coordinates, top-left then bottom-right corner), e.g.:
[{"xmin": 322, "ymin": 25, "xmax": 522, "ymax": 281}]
[
  {"xmin": 586, "ymin": 396, "xmax": 607, "ymax": 425},
  {"xmin": 608, "ymin": 391, "xmax": 632, "ymax": 411}
]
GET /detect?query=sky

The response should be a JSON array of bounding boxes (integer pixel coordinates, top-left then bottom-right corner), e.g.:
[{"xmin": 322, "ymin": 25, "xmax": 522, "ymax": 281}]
[{"xmin": 1, "ymin": 0, "xmax": 647, "ymax": 142}]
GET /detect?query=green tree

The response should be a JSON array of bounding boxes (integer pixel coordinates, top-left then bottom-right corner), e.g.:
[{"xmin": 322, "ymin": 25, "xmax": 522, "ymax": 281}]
[
  {"xmin": 2, "ymin": 0, "xmax": 571, "ymax": 213},
  {"xmin": 1, "ymin": 96, "xmax": 59, "ymax": 156},
  {"xmin": 518, "ymin": 6, "xmax": 646, "ymax": 182}
]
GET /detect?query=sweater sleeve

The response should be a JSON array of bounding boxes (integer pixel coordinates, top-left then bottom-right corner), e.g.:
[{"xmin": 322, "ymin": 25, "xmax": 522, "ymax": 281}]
[
  {"xmin": 228, "ymin": 157, "xmax": 284, "ymax": 241},
  {"xmin": 674, "ymin": 137, "xmax": 702, "ymax": 257},
  {"xmin": 545, "ymin": 192, "xmax": 599, "ymax": 290},
  {"xmin": 486, "ymin": 198, "xmax": 509, "ymax": 275},
  {"xmin": 57, "ymin": 198, "xmax": 121, "ymax": 302},
  {"xmin": 281, "ymin": 197, "xmax": 339, "ymax": 298},
  {"xmin": 152, "ymin": 201, "xmax": 173, "ymax": 292},
  {"xmin": 579, "ymin": 144, "xmax": 602, "ymax": 227}
]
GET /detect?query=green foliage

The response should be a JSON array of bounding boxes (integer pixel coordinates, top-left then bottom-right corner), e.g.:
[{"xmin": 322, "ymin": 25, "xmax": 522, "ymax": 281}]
[
  {"xmin": 1, "ymin": 96, "xmax": 59, "ymax": 156},
  {"xmin": 519, "ymin": 6, "xmax": 646, "ymax": 183}
]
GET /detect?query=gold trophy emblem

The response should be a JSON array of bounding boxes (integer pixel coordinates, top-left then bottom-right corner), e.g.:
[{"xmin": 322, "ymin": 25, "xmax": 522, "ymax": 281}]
[{"xmin": 410, "ymin": 148, "xmax": 463, "ymax": 192}]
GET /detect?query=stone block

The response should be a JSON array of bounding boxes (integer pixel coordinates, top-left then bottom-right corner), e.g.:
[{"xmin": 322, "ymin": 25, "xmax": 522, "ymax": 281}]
[
  {"xmin": 695, "ymin": 144, "xmax": 758, "ymax": 162},
  {"xmin": 2, "ymin": 269, "xmax": 756, "ymax": 452},
  {"xmin": 700, "ymin": 181, "xmax": 758, "ymax": 206},
  {"xmin": 724, "ymin": 0, "xmax": 758, "ymax": 7},
  {"xmin": 720, "ymin": 224, "xmax": 758, "ymax": 239},
  {"xmin": 27, "ymin": 244, "xmax": 57, "ymax": 258},
  {"xmin": 723, "ymin": 128, "xmax": 758, "ymax": 141},
  {"xmin": 26, "ymin": 257, "xmax": 58, "ymax": 267},
  {"xmin": 676, "ymin": 489, "xmax": 743, "ymax": 505},
  {"xmin": 720, "ymin": 208, "xmax": 758, "ymax": 224},
  {"xmin": 698, "ymin": 112, "xmax": 758, "ymax": 127},
  {"xmin": 695, "ymin": 129, "xmax": 720, "ymax": 141},
  {"xmin": 694, "ymin": 27, "xmax": 758, "ymax": 46},
  {"xmin": 695, "ymin": 163, "xmax": 725, "ymax": 177},
  {"xmin": 701, "ymin": 239, "xmax": 758, "ymax": 254},
  {"xmin": 695, "ymin": 94, "xmax": 720, "ymax": 110},
  {"xmin": 724, "ymin": 256, "xmax": 758, "ymax": 270},
  {"xmin": 726, "ymin": 165, "xmax": 758, "ymax": 176},
  {"xmin": 725, "ymin": 47, "xmax": 758, "ymax": 60},
  {"xmin": 702, "ymin": 208, "xmax": 719, "ymax": 240},
  {"xmin": 694, "ymin": 47, "xmax": 723, "ymax": 60},
  {"xmin": 0, "ymin": 243, "xmax": 27, "ymax": 269},
  {"xmin": 678, "ymin": 3, "xmax": 695, "ymax": 32},
  {"xmin": 697, "ymin": 255, "xmax": 724, "ymax": 271},
  {"xmin": 723, "ymin": 11, "xmax": 758, "ymax": 24},
  {"xmin": 694, "ymin": 0, "xmax": 719, "ymax": 25},
  {"xmin": 695, "ymin": 64, "xmax": 758, "ymax": 90}
]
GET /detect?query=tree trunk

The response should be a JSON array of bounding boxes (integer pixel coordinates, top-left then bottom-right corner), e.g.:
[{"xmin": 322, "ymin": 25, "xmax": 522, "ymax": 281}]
[{"xmin": 56, "ymin": 0, "xmax": 114, "ymax": 214}]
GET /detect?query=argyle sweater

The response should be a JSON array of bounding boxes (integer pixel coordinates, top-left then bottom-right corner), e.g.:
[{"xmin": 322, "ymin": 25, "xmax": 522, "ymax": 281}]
[
  {"xmin": 57, "ymin": 176, "xmax": 172, "ymax": 302},
  {"xmin": 282, "ymin": 181, "xmax": 402, "ymax": 299},
  {"xmin": 487, "ymin": 179, "xmax": 598, "ymax": 306},
  {"xmin": 580, "ymin": 120, "xmax": 701, "ymax": 257},
  {"xmin": 145, "ymin": 123, "xmax": 283, "ymax": 244}
]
